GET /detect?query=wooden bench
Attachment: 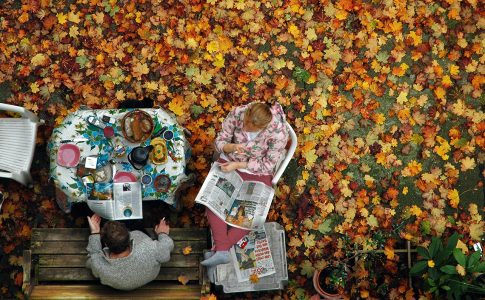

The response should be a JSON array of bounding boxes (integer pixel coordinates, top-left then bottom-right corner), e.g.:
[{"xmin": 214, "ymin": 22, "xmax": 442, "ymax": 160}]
[{"xmin": 23, "ymin": 228, "xmax": 210, "ymax": 299}]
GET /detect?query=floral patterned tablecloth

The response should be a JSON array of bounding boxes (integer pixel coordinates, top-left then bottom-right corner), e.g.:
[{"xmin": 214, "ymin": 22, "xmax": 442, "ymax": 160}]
[{"xmin": 48, "ymin": 108, "xmax": 191, "ymax": 212}]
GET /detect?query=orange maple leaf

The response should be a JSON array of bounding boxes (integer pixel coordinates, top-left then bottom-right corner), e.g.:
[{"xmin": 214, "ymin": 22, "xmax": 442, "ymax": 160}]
[
  {"xmin": 249, "ymin": 273, "xmax": 260, "ymax": 284},
  {"xmin": 178, "ymin": 275, "xmax": 189, "ymax": 285},
  {"xmin": 182, "ymin": 246, "xmax": 192, "ymax": 255}
]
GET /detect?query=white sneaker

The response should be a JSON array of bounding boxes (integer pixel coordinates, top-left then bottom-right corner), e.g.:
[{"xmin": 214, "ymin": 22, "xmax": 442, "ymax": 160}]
[{"xmin": 201, "ymin": 251, "xmax": 230, "ymax": 267}]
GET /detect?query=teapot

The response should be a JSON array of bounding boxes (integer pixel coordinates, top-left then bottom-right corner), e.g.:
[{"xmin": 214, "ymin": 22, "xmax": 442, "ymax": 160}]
[{"xmin": 127, "ymin": 145, "xmax": 154, "ymax": 170}]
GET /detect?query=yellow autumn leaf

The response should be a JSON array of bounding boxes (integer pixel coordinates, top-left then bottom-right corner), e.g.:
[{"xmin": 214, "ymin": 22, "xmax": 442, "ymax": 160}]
[
  {"xmin": 402, "ymin": 160, "xmax": 422, "ymax": 177},
  {"xmin": 68, "ymin": 11, "xmax": 81, "ymax": 23},
  {"xmin": 434, "ymin": 86, "xmax": 446, "ymax": 100},
  {"xmin": 132, "ymin": 62, "xmax": 149, "ymax": 78},
  {"xmin": 402, "ymin": 186, "xmax": 409, "ymax": 195},
  {"xmin": 447, "ymin": 189, "xmax": 460, "ymax": 208},
  {"xmin": 456, "ymin": 240, "xmax": 469, "ymax": 254},
  {"xmin": 288, "ymin": 236, "xmax": 303, "ymax": 247},
  {"xmin": 288, "ymin": 23, "xmax": 300, "ymax": 38},
  {"xmin": 57, "ymin": 13, "xmax": 68, "ymax": 25},
  {"xmin": 442, "ymin": 75, "xmax": 452, "ymax": 87},
  {"xmin": 115, "ymin": 90, "xmax": 126, "ymax": 101},
  {"xmin": 93, "ymin": 12, "xmax": 105, "ymax": 24},
  {"xmin": 409, "ymin": 205, "xmax": 422, "ymax": 217},
  {"xmin": 460, "ymin": 156, "xmax": 476, "ymax": 172},
  {"xmin": 373, "ymin": 113, "xmax": 385, "ymax": 125},
  {"xmin": 305, "ymin": 28, "xmax": 317, "ymax": 41},
  {"xmin": 182, "ymin": 246, "xmax": 192, "ymax": 255},
  {"xmin": 434, "ymin": 136, "xmax": 451, "ymax": 160},
  {"xmin": 450, "ymin": 64, "xmax": 460, "ymax": 75},
  {"xmin": 168, "ymin": 95, "xmax": 185, "ymax": 116},
  {"xmin": 31, "ymin": 53, "xmax": 48, "ymax": 67},
  {"xmin": 69, "ymin": 26, "xmax": 79, "ymax": 38},
  {"xmin": 396, "ymin": 91, "xmax": 408, "ymax": 104},
  {"xmin": 456, "ymin": 264, "xmax": 466, "ymax": 276},
  {"xmin": 186, "ymin": 37, "xmax": 198, "ymax": 49},
  {"xmin": 206, "ymin": 40, "xmax": 219, "ymax": 53},
  {"xmin": 469, "ymin": 222, "xmax": 484, "ymax": 241},
  {"xmin": 335, "ymin": 9, "xmax": 348, "ymax": 20},
  {"xmin": 367, "ymin": 215, "xmax": 379, "ymax": 228},
  {"xmin": 303, "ymin": 149, "xmax": 318, "ymax": 169},
  {"xmin": 30, "ymin": 82, "xmax": 40, "ymax": 93},
  {"xmin": 144, "ymin": 81, "xmax": 158, "ymax": 91},
  {"xmin": 213, "ymin": 53, "xmax": 225, "ymax": 68},
  {"xmin": 273, "ymin": 58, "xmax": 286, "ymax": 70},
  {"xmin": 302, "ymin": 232, "xmax": 316, "ymax": 248}
]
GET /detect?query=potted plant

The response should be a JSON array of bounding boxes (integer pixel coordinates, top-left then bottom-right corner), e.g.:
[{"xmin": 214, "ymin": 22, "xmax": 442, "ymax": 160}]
[
  {"xmin": 409, "ymin": 232, "xmax": 485, "ymax": 299},
  {"xmin": 313, "ymin": 261, "xmax": 349, "ymax": 299}
]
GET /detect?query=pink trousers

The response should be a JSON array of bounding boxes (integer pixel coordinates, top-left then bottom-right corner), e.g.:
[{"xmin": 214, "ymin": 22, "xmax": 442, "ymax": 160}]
[
  {"xmin": 207, "ymin": 162, "xmax": 273, "ymax": 251},
  {"xmin": 206, "ymin": 208, "xmax": 250, "ymax": 251}
]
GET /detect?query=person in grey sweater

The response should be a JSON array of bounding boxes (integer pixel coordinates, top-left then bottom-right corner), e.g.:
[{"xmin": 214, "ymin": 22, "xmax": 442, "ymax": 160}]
[{"xmin": 86, "ymin": 214, "xmax": 174, "ymax": 290}]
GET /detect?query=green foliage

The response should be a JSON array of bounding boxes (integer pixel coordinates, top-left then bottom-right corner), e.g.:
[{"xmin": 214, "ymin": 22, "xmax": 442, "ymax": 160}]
[{"xmin": 409, "ymin": 232, "xmax": 485, "ymax": 299}]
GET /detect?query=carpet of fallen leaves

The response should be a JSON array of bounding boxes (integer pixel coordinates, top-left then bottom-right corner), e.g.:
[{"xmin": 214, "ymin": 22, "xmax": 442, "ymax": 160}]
[{"xmin": 0, "ymin": 0, "xmax": 484, "ymax": 299}]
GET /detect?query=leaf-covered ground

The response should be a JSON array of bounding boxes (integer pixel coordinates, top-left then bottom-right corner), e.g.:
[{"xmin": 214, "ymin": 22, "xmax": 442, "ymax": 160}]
[{"xmin": 0, "ymin": 0, "xmax": 484, "ymax": 299}]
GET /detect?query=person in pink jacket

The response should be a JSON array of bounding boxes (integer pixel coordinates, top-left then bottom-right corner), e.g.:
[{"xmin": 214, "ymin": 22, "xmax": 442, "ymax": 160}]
[{"xmin": 201, "ymin": 102, "xmax": 289, "ymax": 267}]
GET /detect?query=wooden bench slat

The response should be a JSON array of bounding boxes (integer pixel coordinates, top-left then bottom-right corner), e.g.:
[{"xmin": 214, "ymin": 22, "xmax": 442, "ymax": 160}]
[
  {"xmin": 39, "ymin": 254, "xmax": 199, "ymax": 268},
  {"xmin": 32, "ymin": 240, "xmax": 207, "ymax": 254},
  {"xmin": 30, "ymin": 283, "xmax": 201, "ymax": 300},
  {"xmin": 32, "ymin": 228, "xmax": 208, "ymax": 242},
  {"xmin": 38, "ymin": 267, "xmax": 200, "ymax": 282}
]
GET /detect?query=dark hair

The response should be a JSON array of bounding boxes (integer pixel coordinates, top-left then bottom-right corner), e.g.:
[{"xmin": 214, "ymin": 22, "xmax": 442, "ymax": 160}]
[{"xmin": 101, "ymin": 221, "xmax": 130, "ymax": 254}]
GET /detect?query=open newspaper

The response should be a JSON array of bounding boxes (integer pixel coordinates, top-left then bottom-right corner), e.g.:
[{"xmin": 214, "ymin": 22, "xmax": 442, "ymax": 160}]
[
  {"xmin": 87, "ymin": 182, "xmax": 143, "ymax": 220},
  {"xmin": 230, "ymin": 228, "xmax": 276, "ymax": 282},
  {"xmin": 195, "ymin": 162, "xmax": 274, "ymax": 230}
]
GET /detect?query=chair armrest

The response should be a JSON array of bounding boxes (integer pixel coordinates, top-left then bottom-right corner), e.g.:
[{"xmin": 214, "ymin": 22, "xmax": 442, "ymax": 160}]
[
  {"xmin": 0, "ymin": 103, "xmax": 40, "ymax": 123},
  {"xmin": 272, "ymin": 122, "xmax": 297, "ymax": 186},
  {"xmin": 0, "ymin": 171, "xmax": 13, "ymax": 179}
]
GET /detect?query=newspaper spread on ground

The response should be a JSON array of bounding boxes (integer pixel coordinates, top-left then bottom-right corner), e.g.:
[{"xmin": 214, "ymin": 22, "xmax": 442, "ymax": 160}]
[
  {"xmin": 87, "ymin": 182, "xmax": 143, "ymax": 220},
  {"xmin": 214, "ymin": 222, "xmax": 288, "ymax": 293},
  {"xmin": 195, "ymin": 162, "xmax": 274, "ymax": 230},
  {"xmin": 230, "ymin": 228, "xmax": 276, "ymax": 282}
]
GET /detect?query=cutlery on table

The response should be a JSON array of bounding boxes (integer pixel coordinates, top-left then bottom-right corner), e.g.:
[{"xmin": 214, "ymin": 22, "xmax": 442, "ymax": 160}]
[{"xmin": 60, "ymin": 138, "xmax": 89, "ymax": 143}]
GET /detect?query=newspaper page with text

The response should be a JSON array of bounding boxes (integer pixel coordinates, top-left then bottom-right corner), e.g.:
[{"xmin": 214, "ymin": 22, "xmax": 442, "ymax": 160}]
[
  {"xmin": 230, "ymin": 228, "xmax": 276, "ymax": 282},
  {"xmin": 87, "ymin": 182, "xmax": 142, "ymax": 220},
  {"xmin": 195, "ymin": 162, "xmax": 275, "ymax": 230}
]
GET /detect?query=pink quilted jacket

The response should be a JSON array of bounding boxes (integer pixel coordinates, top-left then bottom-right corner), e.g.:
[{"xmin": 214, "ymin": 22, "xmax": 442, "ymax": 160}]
[{"xmin": 215, "ymin": 103, "xmax": 289, "ymax": 175}]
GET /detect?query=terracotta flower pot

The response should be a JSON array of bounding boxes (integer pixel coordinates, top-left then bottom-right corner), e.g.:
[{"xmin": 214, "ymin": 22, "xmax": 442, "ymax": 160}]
[{"xmin": 313, "ymin": 268, "xmax": 345, "ymax": 300}]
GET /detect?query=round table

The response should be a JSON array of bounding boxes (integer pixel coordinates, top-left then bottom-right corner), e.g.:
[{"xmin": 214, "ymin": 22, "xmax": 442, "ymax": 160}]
[{"xmin": 48, "ymin": 108, "xmax": 191, "ymax": 212}]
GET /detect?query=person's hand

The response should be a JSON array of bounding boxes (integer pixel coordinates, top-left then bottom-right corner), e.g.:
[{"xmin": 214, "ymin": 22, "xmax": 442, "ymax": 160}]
[
  {"xmin": 223, "ymin": 143, "xmax": 247, "ymax": 154},
  {"xmin": 220, "ymin": 161, "xmax": 246, "ymax": 172},
  {"xmin": 155, "ymin": 218, "xmax": 170, "ymax": 235},
  {"xmin": 87, "ymin": 214, "xmax": 101, "ymax": 234}
]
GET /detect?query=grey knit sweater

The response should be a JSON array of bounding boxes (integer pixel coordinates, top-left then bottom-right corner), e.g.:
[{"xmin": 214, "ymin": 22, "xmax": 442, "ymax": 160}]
[{"xmin": 86, "ymin": 230, "xmax": 174, "ymax": 290}]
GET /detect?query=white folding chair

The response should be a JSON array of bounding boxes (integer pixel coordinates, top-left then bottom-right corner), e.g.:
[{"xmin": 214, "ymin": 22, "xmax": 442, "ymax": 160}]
[
  {"xmin": 0, "ymin": 103, "xmax": 44, "ymax": 187},
  {"xmin": 271, "ymin": 121, "xmax": 297, "ymax": 186}
]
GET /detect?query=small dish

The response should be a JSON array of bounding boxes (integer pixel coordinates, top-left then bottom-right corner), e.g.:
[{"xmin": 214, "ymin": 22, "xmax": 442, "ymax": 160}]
[
  {"xmin": 113, "ymin": 172, "xmax": 137, "ymax": 183},
  {"xmin": 57, "ymin": 144, "xmax": 81, "ymax": 167},
  {"xmin": 141, "ymin": 174, "xmax": 153, "ymax": 185},
  {"xmin": 154, "ymin": 174, "xmax": 171, "ymax": 192},
  {"xmin": 149, "ymin": 137, "xmax": 167, "ymax": 164}
]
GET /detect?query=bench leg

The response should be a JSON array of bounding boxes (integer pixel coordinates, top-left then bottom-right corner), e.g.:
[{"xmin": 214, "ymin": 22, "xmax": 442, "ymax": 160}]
[{"xmin": 22, "ymin": 250, "xmax": 33, "ymax": 296}]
